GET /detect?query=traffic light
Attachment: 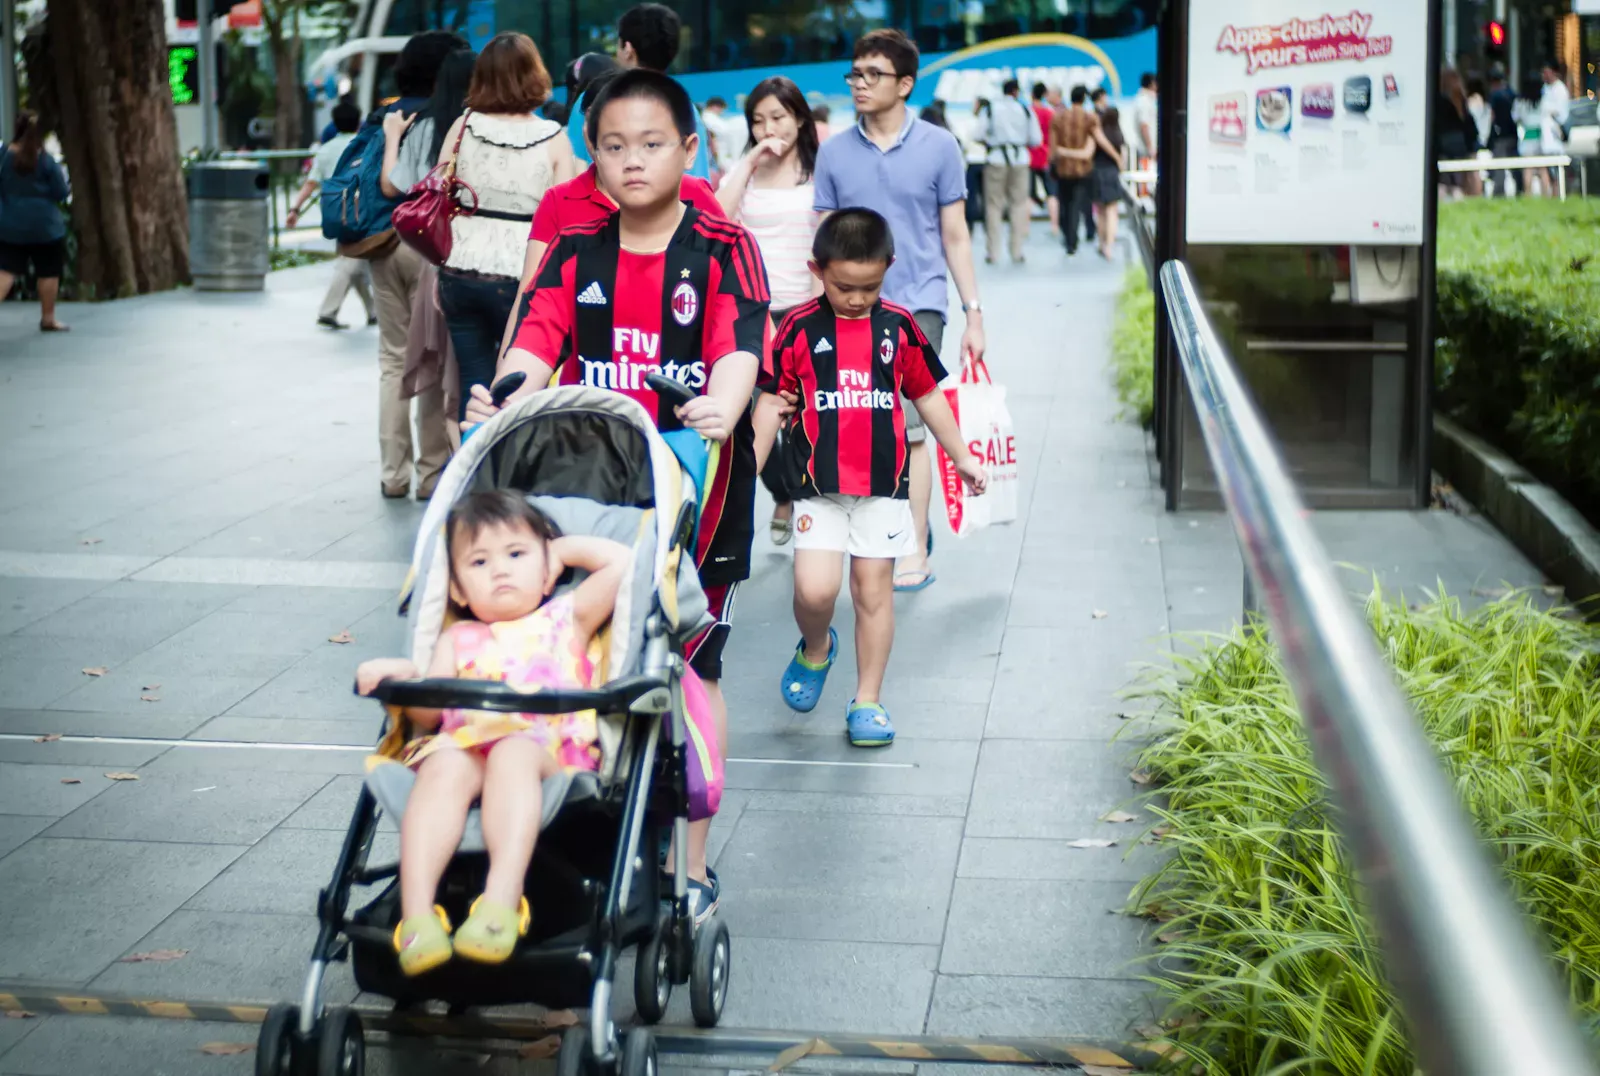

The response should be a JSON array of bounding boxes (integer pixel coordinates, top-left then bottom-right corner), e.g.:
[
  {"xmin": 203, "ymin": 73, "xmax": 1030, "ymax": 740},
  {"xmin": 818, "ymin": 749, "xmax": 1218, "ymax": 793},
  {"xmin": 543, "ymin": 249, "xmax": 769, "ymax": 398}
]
[{"xmin": 1485, "ymin": 20, "xmax": 1507, "ymax": 65}]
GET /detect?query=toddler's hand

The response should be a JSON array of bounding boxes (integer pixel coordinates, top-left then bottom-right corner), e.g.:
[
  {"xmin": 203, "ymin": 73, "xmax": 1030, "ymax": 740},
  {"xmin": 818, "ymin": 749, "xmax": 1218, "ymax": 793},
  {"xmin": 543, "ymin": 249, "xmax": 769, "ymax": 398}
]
[
  {"xmin": 957, "ymin": 456, "xmax": 989, "ymax": 496},
  {"xmin": 676, "ymin": 394, "xmax": 737, "ymax": 442},
  {"xmin": 777, "ymin": 390, "xmax": 800, "ymax": 418},
  {"xmin": 356, "ymin": 658, "xmax": 420, "ymax": 696}
]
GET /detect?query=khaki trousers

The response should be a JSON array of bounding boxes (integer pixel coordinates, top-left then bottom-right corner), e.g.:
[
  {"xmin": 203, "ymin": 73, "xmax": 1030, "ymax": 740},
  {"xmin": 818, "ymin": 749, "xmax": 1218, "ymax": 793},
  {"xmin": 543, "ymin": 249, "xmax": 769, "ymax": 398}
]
[
  {"xmin": 983, "ymin": 161, "xmax": 1032, "ymax": 262},
  {"xmin": 318, "ymin": 256, "xmax": 375, "ymax": 323},
  {"xmin": 369, "ymin": 243, "xmax": 451, "ymax": 496}
]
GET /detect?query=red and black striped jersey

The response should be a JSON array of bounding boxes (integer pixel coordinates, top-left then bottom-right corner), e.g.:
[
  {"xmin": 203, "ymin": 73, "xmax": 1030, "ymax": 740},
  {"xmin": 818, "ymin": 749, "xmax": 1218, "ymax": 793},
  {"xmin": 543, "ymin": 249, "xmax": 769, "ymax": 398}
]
[
  {"xmin": 766, "ymin": 297, "xmax": 946, "ymax": 500},
  {"xmin": 511, "ymin": 207, "xmax": 771, "ymax": 586}
]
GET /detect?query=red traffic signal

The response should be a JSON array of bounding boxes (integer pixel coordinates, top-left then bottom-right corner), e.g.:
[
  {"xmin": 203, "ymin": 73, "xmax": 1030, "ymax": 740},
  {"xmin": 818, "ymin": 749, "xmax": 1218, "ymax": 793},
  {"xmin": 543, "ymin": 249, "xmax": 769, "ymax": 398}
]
[{"xmin": 1486, "ymin": 20, "xmax": 1506, "ymax": 47}]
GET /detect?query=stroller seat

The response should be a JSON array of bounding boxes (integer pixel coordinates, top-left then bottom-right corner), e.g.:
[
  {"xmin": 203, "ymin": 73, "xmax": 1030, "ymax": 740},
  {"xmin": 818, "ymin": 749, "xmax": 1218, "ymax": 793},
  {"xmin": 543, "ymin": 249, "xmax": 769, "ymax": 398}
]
[{"xmin": 364, "ymin": 763, "xmax": 604, "ymax": 853}]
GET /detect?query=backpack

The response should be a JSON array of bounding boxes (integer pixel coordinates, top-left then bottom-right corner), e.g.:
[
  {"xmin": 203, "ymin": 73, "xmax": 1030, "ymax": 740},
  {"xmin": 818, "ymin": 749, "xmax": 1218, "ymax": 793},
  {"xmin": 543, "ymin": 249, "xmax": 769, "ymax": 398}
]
[{"xmin": 319, "ymin": 115, "xmax": 401, "ymax": 258}]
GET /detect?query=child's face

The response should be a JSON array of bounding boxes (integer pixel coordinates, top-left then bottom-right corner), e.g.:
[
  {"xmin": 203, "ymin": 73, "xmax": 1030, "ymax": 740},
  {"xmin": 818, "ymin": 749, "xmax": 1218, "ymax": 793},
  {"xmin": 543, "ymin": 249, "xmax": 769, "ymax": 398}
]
[
  {"xmin": 811, "ymin": 258, "xmax": 889, "ymax": 319},
  {"xmin": 593, "ymin": 96, "xmax": 696, "ymax": 213},
  {"xmin": 448, "ymin": 520, "xmax": 550, "ymax": 622}
]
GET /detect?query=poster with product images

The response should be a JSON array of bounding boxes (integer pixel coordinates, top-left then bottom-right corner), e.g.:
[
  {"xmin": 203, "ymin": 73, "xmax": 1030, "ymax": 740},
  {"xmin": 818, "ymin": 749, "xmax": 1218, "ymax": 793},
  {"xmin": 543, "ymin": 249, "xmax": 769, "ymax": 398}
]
[{"xmin": 1184, "ymin": 3, "xmax": 1429, "ymax": 245}]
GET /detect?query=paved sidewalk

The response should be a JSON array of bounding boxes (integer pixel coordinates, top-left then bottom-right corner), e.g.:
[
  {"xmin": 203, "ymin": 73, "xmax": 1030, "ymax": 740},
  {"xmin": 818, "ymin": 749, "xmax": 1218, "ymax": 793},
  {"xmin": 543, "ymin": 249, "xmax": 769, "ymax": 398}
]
[{"xmin": 0, "ymin": 234, "xmax": 1545, "ymax": 1076}]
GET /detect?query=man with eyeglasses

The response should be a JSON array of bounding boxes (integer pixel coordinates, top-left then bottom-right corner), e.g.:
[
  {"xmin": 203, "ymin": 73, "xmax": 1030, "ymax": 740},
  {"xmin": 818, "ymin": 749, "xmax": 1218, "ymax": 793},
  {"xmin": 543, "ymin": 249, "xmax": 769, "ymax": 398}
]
[{"xmin": 812, "ymin": 28, "xmax": 985, "ymax": 594}]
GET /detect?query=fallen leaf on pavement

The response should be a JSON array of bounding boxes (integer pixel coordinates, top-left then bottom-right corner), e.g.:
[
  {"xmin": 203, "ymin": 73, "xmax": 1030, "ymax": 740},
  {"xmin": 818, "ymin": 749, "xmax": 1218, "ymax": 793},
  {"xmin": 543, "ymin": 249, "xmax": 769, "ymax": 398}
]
[
  {"xmin": 1081, "ymin": 1065, "xmax": 1133, "ymax": 1075},
  {"xmin": 105, "ymin": 772, "xmax": 141, "ymax": 781},
  {"xmin": 328, "ymin": 631, "xmax": 354, "ymax": 644},
  {"xmin": 1157, "ymin": 930, "xmax": 1184, "ymax": 944},
  {"xmin": 59, "ymin": 778, "xmax": 81, "ymax": 784},
  {"xmin": 542, "ymin": 1009, "xmax": 580, "ymax": 1029},
  {"xmin": 1130, "ymin": 769, "xmax": 1153, "ymax": 785},
  {"xmin": 1091, "ymin": 609, "xmax": 1109, "ymax": 619},
  {"xmin": 80, "ymin": 537, "xmax": 103, "ymax": 546},
  {"xmin": 517, "ymin": 1036, "xmax": 561, "ymax": 1060},
  {"xmin": 119, "ymin": 948, "xmax": 187, "ymax": 962},
  {"xmin": 199, "ymin": 1043, "xmax": 254, "ymax": 1056},
  {"xmin": 82, "ymin": 666, "xmax": 108, "ymax": 677},
  {"xmin": 1151, "ymin": 825, "xmax": 1173, "ymax": 838},
  {"xmin": 1066, "ymin": 838, "xmax": 1117, "ymax": 849},
  {"xmin": 34, "ymin": 733, "xmax": 62, "ymax": 743},
  {"xmin": 142, "ymin": 683, "xmax": 161, "ymax": 691},
  {"xmin": 769, "ymin": 1039, "xmax": 822, "ymax": 1073},
  {"xmin": 1100, "ymin": 810, "xmax": 1140, "ymax": 824},
  {"xmin": 3, "ymin": 1010, "xmax": 36, "ymax": 1019},
  {"xmin": 1133, "ymin": 1024, "xmax": 1164, "ymax": 1040},
  {"xmin": 139, "ymin": 694, "xmax": 160, "ymax": 703}
]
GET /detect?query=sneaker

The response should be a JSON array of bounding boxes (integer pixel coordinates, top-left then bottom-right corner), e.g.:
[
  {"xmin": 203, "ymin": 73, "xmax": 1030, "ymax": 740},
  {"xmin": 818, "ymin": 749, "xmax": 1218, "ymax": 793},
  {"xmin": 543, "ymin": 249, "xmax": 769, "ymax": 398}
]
[
  {"xmin": 686, "ymin": 867, "xmax": 720, "ymax": 927},
  {"xmin": 317, "ymin": 315, "xmax": 347, "ymax": 330}
]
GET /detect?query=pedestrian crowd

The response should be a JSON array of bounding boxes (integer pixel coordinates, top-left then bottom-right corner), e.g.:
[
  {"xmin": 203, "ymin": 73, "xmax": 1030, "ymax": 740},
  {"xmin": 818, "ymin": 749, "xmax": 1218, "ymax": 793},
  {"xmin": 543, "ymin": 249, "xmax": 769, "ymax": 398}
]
[
  {"xmin": 299, "ymin": 8, "xmax": 1150, "ymax": 969},
  {"xmin": 1436, "ymin": 60, "xmax": 1577, "ymax": 200}
]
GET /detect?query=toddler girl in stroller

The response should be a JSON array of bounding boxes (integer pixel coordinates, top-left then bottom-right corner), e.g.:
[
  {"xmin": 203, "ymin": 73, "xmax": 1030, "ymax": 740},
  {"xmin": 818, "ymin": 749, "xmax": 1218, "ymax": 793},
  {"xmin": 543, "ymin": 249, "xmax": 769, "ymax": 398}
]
[{"xmin": 356, "ymin": 489, "xmax": 631, "ymax": 976}]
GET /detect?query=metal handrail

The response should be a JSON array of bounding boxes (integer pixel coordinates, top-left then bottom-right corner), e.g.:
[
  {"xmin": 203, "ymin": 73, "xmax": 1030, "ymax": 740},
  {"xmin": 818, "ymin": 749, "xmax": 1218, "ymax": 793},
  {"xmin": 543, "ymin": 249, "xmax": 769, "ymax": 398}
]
[{"xmin": 1158, "ymin": 259, "xmax": 1598, "ymax": 1076}]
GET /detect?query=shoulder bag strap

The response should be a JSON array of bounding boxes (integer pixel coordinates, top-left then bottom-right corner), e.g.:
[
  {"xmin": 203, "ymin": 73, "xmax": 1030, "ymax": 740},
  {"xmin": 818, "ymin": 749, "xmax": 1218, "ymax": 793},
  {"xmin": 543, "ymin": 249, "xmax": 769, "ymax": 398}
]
[{"xmin": 446, "ymin": 108, "xmax": 472, "ymax": 182}]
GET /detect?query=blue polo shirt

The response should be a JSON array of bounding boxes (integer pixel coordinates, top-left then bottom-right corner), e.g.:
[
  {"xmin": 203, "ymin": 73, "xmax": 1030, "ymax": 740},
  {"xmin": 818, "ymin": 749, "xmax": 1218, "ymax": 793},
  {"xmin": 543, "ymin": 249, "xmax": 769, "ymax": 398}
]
[
  {"xmin": 812, "ymin": 112, "xmax": 967, "ymax": 319},
  {"xmin": 568, "ymin": 103, "xmax": 712, "ymax": 181}
]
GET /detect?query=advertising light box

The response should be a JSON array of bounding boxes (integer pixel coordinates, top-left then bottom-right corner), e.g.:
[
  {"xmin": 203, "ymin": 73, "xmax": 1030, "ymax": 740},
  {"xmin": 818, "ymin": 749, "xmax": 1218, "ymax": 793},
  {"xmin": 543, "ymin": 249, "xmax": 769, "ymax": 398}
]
[{"xmin": 1184, "ymin": 4, "xmax": 1429, "ymax": 245}]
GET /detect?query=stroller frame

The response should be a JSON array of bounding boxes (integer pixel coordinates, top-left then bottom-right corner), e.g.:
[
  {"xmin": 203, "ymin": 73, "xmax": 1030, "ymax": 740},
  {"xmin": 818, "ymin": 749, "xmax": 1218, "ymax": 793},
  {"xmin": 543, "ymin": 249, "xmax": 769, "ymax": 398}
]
[{"xmin": 255, "ymin": 397, "xmax": 730, "ymax": 1076}]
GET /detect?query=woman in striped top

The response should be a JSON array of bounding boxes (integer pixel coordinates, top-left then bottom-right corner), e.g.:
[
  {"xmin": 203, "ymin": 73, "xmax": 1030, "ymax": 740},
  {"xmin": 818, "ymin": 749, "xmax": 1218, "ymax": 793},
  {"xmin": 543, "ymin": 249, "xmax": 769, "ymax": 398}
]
[{"xmin": 717, "ymin": 76, "xmax": 822, "ymax": 546}]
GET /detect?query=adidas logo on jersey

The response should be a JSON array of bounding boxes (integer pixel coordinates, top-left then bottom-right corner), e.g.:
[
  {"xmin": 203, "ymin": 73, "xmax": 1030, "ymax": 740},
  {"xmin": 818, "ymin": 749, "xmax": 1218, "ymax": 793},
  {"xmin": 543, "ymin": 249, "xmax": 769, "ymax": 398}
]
[
  {"xmin": 814, "ymin": 338, "xmax": 833, "ymax": 353},
  {"xmin": 576, "ymin": 281, "xmax": 607, "ymax": 306}
]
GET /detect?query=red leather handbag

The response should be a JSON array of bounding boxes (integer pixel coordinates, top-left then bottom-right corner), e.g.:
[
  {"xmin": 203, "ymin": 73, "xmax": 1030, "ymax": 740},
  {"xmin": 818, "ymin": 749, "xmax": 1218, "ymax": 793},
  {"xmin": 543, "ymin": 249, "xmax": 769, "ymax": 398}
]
[{"xmin": 392, "ymin": 110, "xmax": 477, "ymax": 266}]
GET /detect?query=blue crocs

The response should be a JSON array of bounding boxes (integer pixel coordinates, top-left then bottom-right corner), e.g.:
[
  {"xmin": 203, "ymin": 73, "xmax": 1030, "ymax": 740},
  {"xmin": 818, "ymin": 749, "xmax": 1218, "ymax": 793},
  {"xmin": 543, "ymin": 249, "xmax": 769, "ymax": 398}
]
[
  {"xmin": 780, "ymin": 628, "xmax": 836, "ymax": 713},
  {"xmin": 846, "ymin": 700, "xmax": 895, "ymax": 747}
]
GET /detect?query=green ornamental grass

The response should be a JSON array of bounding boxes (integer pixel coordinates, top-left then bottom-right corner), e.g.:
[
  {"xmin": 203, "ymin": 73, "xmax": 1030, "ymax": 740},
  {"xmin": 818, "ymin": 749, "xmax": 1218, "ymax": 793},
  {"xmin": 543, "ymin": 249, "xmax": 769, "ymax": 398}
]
[
  {"xmin": 1114, "ymin": 266, "xmax": 1157, "ymax": 427},
  {"xmin": 1128, "ymin": 589, "xmax": 1600, "ymax": 1073}
]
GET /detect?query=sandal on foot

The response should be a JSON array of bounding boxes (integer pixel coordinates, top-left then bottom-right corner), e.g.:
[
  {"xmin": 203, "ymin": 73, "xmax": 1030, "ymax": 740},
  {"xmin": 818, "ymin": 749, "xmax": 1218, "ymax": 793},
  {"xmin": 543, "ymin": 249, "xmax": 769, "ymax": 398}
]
[
  {"xmin": 393, "ymin": 905, "xmax": 453, "ymax": 977},
  {"xmin": 780, "ymin": 628, "xmax": 836, "ymax": 713},
  {"xmin": 893, "ymin": 568, "xmax": 936, "ymax": 593},
  {"xmin": 770, "ymin": 517, "xmax": 794, "ymax": 546},
  {"xmin": 453, "ymin": 895, "xmax": 531, "ymax": 965},
  {"xmin": 846, "ymin": 700, "xmax": 896, "ymax": 748}
]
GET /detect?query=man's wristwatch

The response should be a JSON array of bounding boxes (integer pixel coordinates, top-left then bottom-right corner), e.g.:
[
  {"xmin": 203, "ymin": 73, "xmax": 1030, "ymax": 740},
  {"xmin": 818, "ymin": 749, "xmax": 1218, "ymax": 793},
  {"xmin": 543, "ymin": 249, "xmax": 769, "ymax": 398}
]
[{"xmin": 963, "ymin": 300, "xmax": 983, "ymax": 314}]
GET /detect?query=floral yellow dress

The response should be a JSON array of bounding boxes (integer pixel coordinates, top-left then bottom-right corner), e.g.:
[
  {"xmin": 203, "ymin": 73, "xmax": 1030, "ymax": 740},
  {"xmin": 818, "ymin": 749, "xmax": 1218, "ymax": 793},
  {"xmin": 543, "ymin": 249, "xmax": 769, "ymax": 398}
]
[{"xmin": 400, "ymin": 594, "xmax": 601, "ymax": 772}]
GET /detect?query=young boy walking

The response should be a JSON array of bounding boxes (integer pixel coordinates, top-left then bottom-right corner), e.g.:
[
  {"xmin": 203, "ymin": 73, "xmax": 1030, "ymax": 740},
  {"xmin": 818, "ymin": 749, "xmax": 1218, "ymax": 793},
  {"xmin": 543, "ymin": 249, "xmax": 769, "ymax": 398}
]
[{"xmin": 764, "ymin": 209, "xmax": 986, "ymax": 747}]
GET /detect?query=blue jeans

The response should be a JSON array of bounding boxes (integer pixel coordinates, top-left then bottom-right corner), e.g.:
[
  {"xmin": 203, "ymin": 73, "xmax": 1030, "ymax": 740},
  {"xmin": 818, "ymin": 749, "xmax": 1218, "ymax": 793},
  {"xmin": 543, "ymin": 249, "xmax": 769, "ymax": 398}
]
[{"xmin": 438, "ymin": 269, "xmax": 520, "ymax": 421}]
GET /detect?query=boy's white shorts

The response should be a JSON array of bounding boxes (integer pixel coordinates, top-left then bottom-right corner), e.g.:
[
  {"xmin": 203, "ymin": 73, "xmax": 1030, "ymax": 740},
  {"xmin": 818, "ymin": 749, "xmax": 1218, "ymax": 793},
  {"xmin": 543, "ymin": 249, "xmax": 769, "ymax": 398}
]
[{"xmin": 792, "ymin": 494, "xmax": 918, "ymax": 559}]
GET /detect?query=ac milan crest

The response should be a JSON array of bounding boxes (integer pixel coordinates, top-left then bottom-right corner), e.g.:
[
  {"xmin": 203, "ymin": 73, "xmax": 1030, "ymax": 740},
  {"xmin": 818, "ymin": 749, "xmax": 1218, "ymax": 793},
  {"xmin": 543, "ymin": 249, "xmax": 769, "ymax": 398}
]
[
  {"xmin": 879, "ymin": 337, "xmax": 895, "ymax": 364},
  {"xmin": 671, "ymin": 282, "xmax": 698, "ymax": 326}
]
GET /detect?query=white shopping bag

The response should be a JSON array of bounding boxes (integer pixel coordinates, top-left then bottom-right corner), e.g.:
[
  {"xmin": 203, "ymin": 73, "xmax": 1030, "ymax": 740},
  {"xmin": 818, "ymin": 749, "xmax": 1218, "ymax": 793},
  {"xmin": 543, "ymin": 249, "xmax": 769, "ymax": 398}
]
[{"xmin": 930, "ymin": 357, "xmax": 1018, "ymax": 536}]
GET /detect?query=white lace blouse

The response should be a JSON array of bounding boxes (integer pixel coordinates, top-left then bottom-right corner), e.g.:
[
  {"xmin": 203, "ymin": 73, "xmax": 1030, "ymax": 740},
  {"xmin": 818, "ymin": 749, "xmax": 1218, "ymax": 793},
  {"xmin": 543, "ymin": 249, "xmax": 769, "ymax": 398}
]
[{"xmin": 446, "ymin": 113, "xmax": 562, "ymax": 278}]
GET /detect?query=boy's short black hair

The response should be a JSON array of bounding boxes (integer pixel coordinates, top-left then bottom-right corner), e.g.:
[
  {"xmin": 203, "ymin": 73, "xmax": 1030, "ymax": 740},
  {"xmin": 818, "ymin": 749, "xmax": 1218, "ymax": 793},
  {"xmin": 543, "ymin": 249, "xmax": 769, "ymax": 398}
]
[
  {"xmin": 618, "ymin": 3, "xmax": 682, "ymax": 71},
  {"xmin": 1031, "ymin": 82, "xmax": 1047, "ymax": 100},
  {"xmin": 447, "ymin": 490, "xmax": 561, "ymax": 561},
  {"xmin": 1070, "ymin": 85, "xmax": 1089, "ymax": 105},
  {"xmin": 331, "ymin": 101, "xmax": 361, "ymax": 133},
  {"xmin": 1140, "ymin": 72, "xmax": 1157, "ymax": 90},
  {"xmin": 1090, "ymin": 86, "xmax": 1108, "ymax": 102},
  {"xmin": 586, "ymin": 67, "xmax": 697, "ymax": 147},
  {"xmin": 812, "ymin": 208, "xmax": 894, "ymax": 267},
  {"xmin": 705, "ymin": 95, "xmax": 727, "ymax": 109}
]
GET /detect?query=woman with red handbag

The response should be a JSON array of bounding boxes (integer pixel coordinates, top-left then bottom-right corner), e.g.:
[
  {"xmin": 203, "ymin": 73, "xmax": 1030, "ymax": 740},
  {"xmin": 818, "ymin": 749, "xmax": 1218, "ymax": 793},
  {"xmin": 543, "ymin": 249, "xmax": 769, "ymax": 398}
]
[{"xmin": 390, "ymin": 33, "xmax": 576, "ymax": 419}]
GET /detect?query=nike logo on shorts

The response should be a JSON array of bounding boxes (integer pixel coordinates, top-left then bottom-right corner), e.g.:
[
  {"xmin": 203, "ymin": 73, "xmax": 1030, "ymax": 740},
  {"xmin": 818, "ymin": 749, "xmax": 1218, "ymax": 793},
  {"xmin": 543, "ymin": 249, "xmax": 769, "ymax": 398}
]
[{"xmin": 888, "ymin": 530, "xmax": 905, "ymax": 540}]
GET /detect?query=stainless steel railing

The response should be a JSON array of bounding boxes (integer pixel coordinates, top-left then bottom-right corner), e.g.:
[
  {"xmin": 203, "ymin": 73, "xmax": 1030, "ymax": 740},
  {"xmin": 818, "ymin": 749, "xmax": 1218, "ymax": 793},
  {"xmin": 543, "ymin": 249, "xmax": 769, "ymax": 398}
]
[{"xmin": 1158, "ymin": 259, "xmax": 1598, "ymax": 1076}]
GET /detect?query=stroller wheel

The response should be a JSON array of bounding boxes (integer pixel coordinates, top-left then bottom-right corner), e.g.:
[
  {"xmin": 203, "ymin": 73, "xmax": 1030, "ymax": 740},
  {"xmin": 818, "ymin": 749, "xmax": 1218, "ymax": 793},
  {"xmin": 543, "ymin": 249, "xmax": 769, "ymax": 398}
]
[
  {"xmin": 621, "ymin": 1027, "xmax": 658, "ymax": 1076},
  {"xmin": 557, "ymin": 1026, "xmax": 593, "ymax": 1076},
  {"xmin": 633, "ymin": 912, "xmax": 673, "ymax": 1025},
  {"xmin": 689, "ymin": 917, "xmax": 731, "ymax": 1028},
  {"xmin": 315, "ymin": 1007, "xmax": 365, "ymax": 1076},
  {"xmin": 255, "ymin": 1003, "xmax": 299, "ymax": 1076}
]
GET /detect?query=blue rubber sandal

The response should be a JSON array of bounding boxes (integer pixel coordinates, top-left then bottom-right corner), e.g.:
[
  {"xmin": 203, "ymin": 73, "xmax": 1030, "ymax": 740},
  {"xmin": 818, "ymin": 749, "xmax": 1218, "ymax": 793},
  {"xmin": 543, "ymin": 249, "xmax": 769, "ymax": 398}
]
[
  {"xmin": 846, "ymin": 700, "xmax": 896, "ymax": 747},
  {"xmin": 780, "ymin": 628, "xmax": 836, "ymax": 713}
]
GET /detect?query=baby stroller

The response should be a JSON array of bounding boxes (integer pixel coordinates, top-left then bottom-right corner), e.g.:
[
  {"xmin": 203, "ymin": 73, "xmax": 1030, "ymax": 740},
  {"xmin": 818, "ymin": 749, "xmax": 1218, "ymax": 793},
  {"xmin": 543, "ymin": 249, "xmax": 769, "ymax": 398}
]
[{"xmin": 255, "ymin": 381, "xmax": 731, "ymax": 1076}]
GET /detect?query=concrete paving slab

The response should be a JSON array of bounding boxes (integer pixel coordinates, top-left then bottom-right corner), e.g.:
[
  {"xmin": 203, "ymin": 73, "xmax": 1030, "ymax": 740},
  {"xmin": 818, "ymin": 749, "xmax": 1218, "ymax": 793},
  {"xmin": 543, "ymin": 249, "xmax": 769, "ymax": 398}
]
[
  {"xmin": 183, "ymin": 826, "xmax": 397, "ymax": 917},
  {"xmin": 47, "ymin": 671, "xmax": 280, "ymax": 718},
  {"xmin": 723, "ymin": 735, "xmax": 978, "ymax": 798},
  {"xmin": 0, "ymin": 838, "xmax": 244, "ymax": 982},
  {"xmin": 0, "ymin": 707, "xmax": 212, "ymax": 740},
  {"xmin": 0, "ymin": 738, "xmax": 167, "ymax": 767},
  {"xmin": 957, "ymin": 836, "xmax": 1165, "ymax": 885},
  {"xmin": 0, "ymin": 763, "xmax": 119, "ymax": 817},
  {"xmin": 716, "ymin": 937, "xmax": 940, "ymax": 1035},
  {"xmin": 88, "ymin": 910, "xmax": 359, "ymax": 1005},
  {"xmin": 0, "ymin": 1015, "xmax": 258, "ymax": 1076},
  {"xmin": 938, "ymin": 878, "xmax": 1150, "ymax": 979},
  {"xmin": 924, "ymin": 974, "xmax": 1158, "ymax": 1039},
  {"xmin": 43, "ymin": 769, "xmax": 333, "ymax": 845},
  {"xmin": 965, "ymin": 739, "xmax": 1145, "ymax": 840},
  {"xmin": 277, "ymin": 774, "xmax": 370, "ymax": 830},
  {"xmin": 0, "ymin": 816, "xmax": 53, "ymax": 860},
  {"xmin": 0, "ymin": 578, "xmax": 108, "ymax": 634},
  {"xmin": 712, "ymin": 811, "xmax": 963, "ymax": 945}
]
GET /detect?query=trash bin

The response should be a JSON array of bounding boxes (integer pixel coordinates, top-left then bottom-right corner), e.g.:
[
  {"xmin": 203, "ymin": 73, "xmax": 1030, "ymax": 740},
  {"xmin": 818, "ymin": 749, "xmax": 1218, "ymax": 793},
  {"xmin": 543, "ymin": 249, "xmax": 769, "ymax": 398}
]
[{"xmin": 188, "ymin": 160, "xmax": 270, "ymax": 291}]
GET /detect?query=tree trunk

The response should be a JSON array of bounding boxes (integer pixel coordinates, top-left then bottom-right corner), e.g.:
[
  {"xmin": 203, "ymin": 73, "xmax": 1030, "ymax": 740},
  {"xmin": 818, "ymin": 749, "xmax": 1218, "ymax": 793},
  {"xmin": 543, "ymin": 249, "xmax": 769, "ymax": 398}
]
[
  {"xmin": 45, "ymin": 0, "xmax": 189, "ymax": 298},
  {"xmin": 271, "ymin": 35, "xmax": 303, "ymax": 149}
]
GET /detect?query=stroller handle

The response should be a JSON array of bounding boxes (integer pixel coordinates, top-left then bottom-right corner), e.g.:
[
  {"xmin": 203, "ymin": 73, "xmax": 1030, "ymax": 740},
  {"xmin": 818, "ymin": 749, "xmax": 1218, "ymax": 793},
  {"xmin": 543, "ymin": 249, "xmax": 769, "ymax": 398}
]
[
  {"xmin": 359, "ymin": 674, "xmax": 671, "ymax": 715},
  {"xmin": 645, "ymin": 372, "xmax": 698, "ymax": 410}
]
